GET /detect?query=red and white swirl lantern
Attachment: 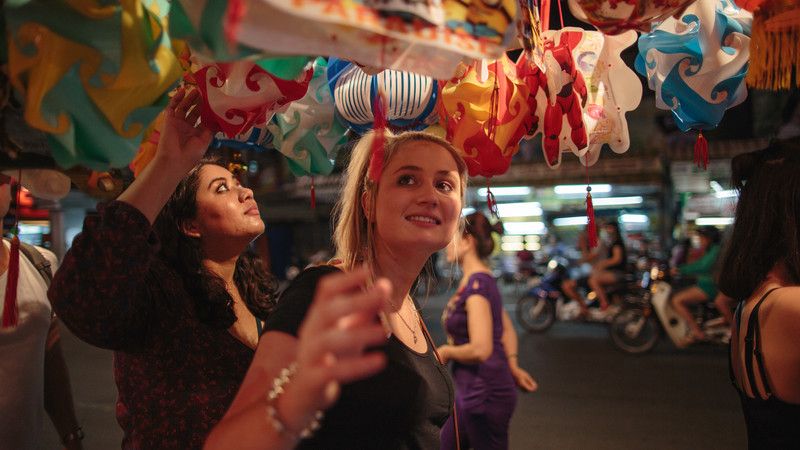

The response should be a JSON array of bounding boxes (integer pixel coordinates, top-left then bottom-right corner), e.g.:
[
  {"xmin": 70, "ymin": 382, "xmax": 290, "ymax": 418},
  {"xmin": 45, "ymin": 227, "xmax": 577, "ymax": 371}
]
[{"xmin": 194, "ymin": 60, "xmax": 313, "ymax": 138}]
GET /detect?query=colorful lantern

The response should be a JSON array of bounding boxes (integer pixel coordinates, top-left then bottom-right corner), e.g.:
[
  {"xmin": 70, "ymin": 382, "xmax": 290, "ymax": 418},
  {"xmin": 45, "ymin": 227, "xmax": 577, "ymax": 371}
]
[
  {"xmin": 269, "ymin": 58, "xmax": 348, "ymax": 177},
  {"xmin": 539, "ymin": 30, "xmax": 590, "ymax": 167},
  {"xmin": 438, "ymin": 55, "xmax": 540, "ymax": 178},
  {"xmin": 636, "ymin": 0, "xmax": 752, "ymax": 132},
  {"xmin": 5, "ymin": 0, "xmax": 182, "ymax": 170},
  {"xmin": 568, "ymin": 0, "xmax": 697, "ymax": 34},
  {"xmin": 221, "ymin": 0, "xmax": 517, "ymax": 79},
  {"xmin": 193, "ymin": 59, "xmax": 313, "ymax": 138},
  {"xmin": 534, "ymin": 28, "xmax": 642, "ymax": 166},
  {"xmin": 745, "ymin": 0, "xmax": 800, "ymax": 90},
  {"xmin": 327, "ymin": 58, "xmax": 438, "ymax": 134}
]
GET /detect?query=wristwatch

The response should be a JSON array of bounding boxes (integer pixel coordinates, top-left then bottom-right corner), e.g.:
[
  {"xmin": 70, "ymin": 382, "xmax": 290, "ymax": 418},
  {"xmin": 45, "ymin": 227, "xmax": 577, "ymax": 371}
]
[{"xmin": 62, "ymin": 426, "xmax": 84, "ymax": 445}]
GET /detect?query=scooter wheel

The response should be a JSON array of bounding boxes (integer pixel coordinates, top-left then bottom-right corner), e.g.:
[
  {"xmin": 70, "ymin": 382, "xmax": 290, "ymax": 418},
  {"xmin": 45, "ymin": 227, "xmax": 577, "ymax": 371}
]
[
  {"xmin": 609, "ymin": 308, "xmax": 660, "ymax": 354},
  {"xmin": 516, "ymin": 295, "xmax": 556, "ymax": 333}
]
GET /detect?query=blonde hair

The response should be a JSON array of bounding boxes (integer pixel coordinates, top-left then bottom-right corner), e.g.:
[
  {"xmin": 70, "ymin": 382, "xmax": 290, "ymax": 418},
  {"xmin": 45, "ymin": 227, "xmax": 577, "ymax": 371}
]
[{"xmin": 333, "ymin": 130, "xmax": 468, "ymax": 271}]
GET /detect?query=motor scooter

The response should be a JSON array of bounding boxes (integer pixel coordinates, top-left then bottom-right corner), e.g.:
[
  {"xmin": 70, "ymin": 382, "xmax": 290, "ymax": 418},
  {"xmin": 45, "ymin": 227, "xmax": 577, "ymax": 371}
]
[
  {"xmin": 609, "ymin": 263, "xmax": 730, "ymax": 354},
  {"xmin": 516, "ymin": 258, "xmax": 635, "ymax": 332}
]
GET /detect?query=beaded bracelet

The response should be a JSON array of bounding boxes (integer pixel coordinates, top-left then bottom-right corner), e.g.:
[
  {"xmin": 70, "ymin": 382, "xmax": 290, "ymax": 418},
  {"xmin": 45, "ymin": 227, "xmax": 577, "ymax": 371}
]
[{"xmin": 265, "ymin": 363, "xmax": 324, "ymax": 441}]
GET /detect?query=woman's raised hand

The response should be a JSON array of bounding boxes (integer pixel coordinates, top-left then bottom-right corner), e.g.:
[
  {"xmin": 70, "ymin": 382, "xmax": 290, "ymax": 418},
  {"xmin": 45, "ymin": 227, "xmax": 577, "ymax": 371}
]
[{"xmin": 155, "ymin": 87, "xmax": 213, "ymax": 173}]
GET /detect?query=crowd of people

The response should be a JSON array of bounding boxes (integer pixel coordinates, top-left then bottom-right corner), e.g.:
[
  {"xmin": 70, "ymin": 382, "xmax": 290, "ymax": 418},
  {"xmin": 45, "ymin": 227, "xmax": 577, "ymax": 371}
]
[{"xmin": 0, "ymin": 85, "xmax": 797, "ymax": 450}]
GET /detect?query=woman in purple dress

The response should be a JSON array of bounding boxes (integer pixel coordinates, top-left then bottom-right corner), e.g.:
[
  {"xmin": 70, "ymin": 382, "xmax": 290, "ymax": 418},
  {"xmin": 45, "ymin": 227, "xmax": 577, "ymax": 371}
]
[{"xmin": 438, "ymin": 212, "xmax": 537, "ymax": 450}]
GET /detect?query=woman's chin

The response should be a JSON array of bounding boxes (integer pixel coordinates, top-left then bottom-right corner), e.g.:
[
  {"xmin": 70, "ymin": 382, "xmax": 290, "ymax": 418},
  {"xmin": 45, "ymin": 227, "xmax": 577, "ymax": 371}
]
[{"xmin": 390, "ymin": 238, "xmax": 450, "ymax": 262}]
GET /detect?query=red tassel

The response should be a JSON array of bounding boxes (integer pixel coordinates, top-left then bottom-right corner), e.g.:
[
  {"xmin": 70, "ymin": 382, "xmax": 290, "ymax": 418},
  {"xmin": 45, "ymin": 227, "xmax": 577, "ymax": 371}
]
[
  {"xmin": 367, "ymin": 91, "xmax": 388, "ymax": 183},
  {"xmin": 586, "ymin": 188, "xmax": 598, "ymax": 249},
  {"xmin": 2, "ymin": 236, "xmax": 21, "ymax": 328},
  {"xmin": 224, "ymin": 0, "xmax": 247, "ymax": 50},
  {"xmin": 694, "ymin": 131, "xmax": 709, "ymax": 170},
  {"xmin": 486, "ymin": 181, "xmax": 498, "ymax": 218},
  {"xmin": 310, "ymin": 177, "xmax": 316, "ymax": 210}
]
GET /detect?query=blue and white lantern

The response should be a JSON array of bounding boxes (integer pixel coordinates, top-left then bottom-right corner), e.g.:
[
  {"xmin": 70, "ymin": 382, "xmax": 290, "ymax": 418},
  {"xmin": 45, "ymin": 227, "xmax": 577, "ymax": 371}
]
[{"xmin": 327, "ymin": 57, "xmax": 439, "ymax": 134}]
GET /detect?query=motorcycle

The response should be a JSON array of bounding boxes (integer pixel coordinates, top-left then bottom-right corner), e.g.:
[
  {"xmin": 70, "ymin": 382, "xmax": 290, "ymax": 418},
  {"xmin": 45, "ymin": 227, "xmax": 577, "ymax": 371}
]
[
  {"xmin": 609, "ymin": 263, "xmax": 730, "ymax": 354},
  {"xmin": 516, "ymin": 258, "xmax": 637, "ymax": 333}
]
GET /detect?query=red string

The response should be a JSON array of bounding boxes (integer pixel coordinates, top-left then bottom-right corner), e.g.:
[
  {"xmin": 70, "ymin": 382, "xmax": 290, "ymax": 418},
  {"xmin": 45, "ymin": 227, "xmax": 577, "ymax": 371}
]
[
  {"xmin": 488, "ymin": 60, "xmax": 500, "ymax": 143},
  {"xmin": 557, "ymin": 0, "xmax": 565, "ymax": 28},
  {"xmin": 540, "ymin": 0, "xmax": 551, "ymax": 32}
]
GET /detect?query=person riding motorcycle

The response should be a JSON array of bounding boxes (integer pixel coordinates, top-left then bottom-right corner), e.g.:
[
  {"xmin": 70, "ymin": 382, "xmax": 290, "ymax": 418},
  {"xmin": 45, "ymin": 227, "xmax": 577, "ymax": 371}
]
[
  {"xmin": 561, "ymin": 227, "xmax": 602, "ymax": 318},
  {"xmin": 670, "ymin": 226, "xmax": 722, "ymax": 343},
  {"xmin": 587, "ymin": 221, "xmax": 628, "ymax": 313}
]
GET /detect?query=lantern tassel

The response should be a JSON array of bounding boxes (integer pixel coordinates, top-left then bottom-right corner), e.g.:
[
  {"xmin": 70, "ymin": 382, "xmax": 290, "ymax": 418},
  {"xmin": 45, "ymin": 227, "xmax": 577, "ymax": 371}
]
[
  {"xmin": 586, "ymin": 188, "xmax": 598, "ymax": 249},
  {"xmin": 368, "ymin": 90, "xmax": 388, "ymax": 183},
  {"xmin": 2, "ymin": 236, "xmax": 20, "ymax": 328},
  {"xmin": 694, "ymin": 131, "xmax": 709, "ymax": 170},
  {"xmin": 310, "ymin": 177, "xmax": 316, "ymax": 210}
]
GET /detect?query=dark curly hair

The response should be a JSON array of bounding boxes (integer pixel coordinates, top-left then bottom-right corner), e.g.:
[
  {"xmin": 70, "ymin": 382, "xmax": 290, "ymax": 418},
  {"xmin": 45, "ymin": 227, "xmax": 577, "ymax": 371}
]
[
  {"xmin": 718, "ymin": 138, "xmax": 800, "ymax": 300},
  {"xmin": 153, "ymin": 158, "xmax": 277, "ymax": 328}
]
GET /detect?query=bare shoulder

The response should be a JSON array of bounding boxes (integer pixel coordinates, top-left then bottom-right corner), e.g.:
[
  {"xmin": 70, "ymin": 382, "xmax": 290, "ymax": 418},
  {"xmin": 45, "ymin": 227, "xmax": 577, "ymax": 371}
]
[
  {"xmin": 766, "ymin": 287, "xmax": 800, "ymax": 331},
  {"xmin": 465, "ymin": 294, "xmax": 491, "ymax": 311}
]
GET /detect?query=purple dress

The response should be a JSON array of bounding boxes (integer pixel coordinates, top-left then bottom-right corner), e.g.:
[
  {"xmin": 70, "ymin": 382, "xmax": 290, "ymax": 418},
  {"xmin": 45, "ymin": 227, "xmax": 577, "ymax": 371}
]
[{"xmin": 441, "ymin": 272, "xmax": 518, "ymax": 450}]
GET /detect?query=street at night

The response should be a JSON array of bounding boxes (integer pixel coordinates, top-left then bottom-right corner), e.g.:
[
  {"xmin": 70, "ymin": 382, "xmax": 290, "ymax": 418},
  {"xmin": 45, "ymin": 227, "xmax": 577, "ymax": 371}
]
[{"xmin": 44, "ymin": 285, "xmax": 744, "ymax": 450}]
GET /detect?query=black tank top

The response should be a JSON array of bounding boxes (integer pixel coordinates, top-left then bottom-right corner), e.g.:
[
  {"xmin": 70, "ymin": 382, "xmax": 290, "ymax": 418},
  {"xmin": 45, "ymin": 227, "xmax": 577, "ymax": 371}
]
[
  {"xmin": 606, "ymin": 241, "xmax": 627, "ymax": 272},
  {"xmin": 265, "ymin": 266, "xmax": 454, "ymax": 449},
  {"xmin": 730, "ymin": 288, "xmax": 800, "ymax": 449}
]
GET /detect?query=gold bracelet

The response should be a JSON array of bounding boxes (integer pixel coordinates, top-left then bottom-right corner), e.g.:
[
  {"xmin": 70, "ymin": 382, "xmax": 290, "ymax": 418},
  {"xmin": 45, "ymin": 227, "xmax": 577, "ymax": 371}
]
[
  {"xmin": 265, "ymin": 363, "xmax": 324, "ymax": 441},
  {"xmin": 508, "ymin": 353, "xmax": 518, "ymax": 359}
]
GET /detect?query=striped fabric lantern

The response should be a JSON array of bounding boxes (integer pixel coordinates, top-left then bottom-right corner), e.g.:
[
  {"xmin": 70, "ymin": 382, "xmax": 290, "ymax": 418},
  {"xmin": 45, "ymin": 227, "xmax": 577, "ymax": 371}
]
[{"xmin": 327, "ymin": 58, "xmax": 438, "ymax": 134}]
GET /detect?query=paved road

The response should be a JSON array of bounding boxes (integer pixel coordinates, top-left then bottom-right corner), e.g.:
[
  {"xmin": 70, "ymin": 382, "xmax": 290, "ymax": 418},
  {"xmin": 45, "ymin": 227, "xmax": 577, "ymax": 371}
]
[{"xmin": 43, "ymin": 284, "xmax": 745, "ymax": 449}]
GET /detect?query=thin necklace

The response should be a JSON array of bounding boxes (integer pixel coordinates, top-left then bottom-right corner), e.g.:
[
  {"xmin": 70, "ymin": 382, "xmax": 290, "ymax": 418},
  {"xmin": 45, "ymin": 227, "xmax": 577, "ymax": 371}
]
[{"xmin": 392, "ymin": 296, "xmax": 420, "ymax": 344}]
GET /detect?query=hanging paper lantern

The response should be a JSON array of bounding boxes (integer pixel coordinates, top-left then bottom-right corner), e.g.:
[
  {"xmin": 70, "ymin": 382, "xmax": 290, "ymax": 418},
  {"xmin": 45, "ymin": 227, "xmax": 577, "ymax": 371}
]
[
  {"xmin": 193, "ymin": 59, "xmax": 313, "ymax": 139},
  {"xmin": 438, "ymin": 55, "xmax": 539, "ymax": 178},
  {"xmin": 531, "ymin": 28, "xmax": 643, "ymax": 167},
  {"xmin": 5, "ymin": 0, "xmax": 182, "ymax": 170},
  {"xmin": 745, "ymin": 0, "xmax": 800, "ymax": 90},
  {"xmin": 268, "ymin": 58, "xmax": 348, "ymax": 177},
  {"xmin": 536, "ymin": 30, "xmax": 590, "ymax": 168},
  {"xmin": 216, "ymin": 0, "xmax": 517, "ymax": 79},
  {"xmin": 636, "ymin": 0, "xmax": 752, "ymax": 132},
  {"xmin": 327, "ymin": 58, "xmax": 438, "ymax": 135},
  {"xmin": 568, "ymin": 0, "xmax": 697, "ymax": 34}
]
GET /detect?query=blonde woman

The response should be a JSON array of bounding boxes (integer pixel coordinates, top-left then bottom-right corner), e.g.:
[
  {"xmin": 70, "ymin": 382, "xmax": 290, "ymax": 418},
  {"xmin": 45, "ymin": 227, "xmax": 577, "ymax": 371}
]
[{"xmin": 207, "ymin": 130, "xmax": 468, "ymax": 449}]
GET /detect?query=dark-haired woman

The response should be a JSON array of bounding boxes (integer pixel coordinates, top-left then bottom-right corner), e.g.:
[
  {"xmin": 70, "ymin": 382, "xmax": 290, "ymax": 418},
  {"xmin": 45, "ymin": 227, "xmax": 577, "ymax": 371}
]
[
  {"xmin": 719, "ymin": 138, "xmax": 800, "ymax": 449},
  {"xmin": 670, "ymin": 226, "xmax": 722, "ymax": 343},
  {"xmin": 50, "ymin": 89, "xmax": 389, "ymax": 449},
  {"xmin": 439, "ymin": 212, "xmax": 537, "ymax": 450},
  {"xmin": 587, "ymin": 221, "xmax": 627, "ymax": 311}
]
